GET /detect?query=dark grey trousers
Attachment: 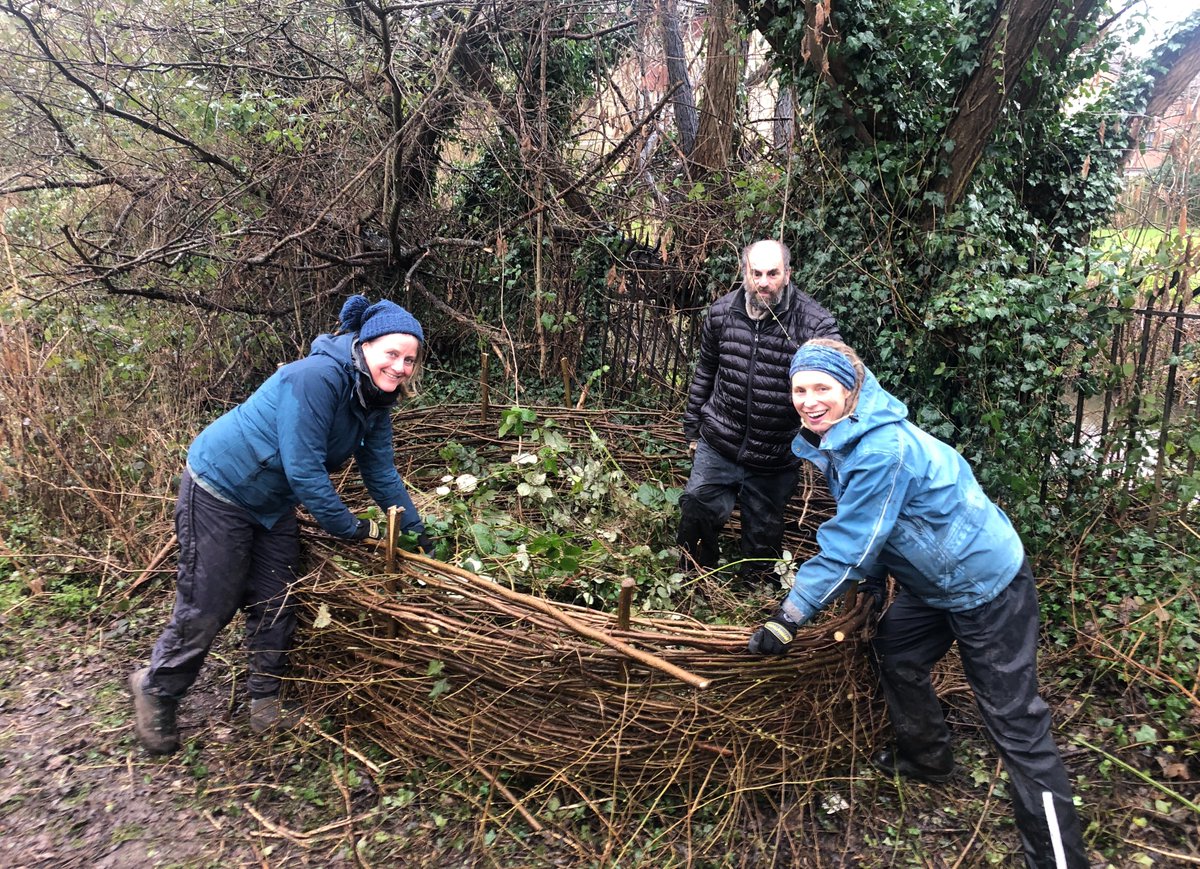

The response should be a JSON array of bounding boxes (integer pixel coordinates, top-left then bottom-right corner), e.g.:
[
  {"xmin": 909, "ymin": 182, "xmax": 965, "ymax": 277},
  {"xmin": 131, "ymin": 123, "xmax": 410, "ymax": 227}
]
[
  {"xmin": 145, "ymin": 470, "xmax": 300, "ymax": 701},
  {"xmin": 873, "ymin": 561, "xmax": 1087, "ymax": 869},
  {"xmin": 676, "ymin": 439, "xmax": 798, "ymax": 575}
]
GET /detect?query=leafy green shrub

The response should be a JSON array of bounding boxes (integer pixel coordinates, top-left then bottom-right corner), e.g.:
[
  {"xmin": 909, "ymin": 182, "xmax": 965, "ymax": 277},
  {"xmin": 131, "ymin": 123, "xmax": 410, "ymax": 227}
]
[{"xmin": 420, "ymin": 409, "xmax": 691, "ymax": 612}]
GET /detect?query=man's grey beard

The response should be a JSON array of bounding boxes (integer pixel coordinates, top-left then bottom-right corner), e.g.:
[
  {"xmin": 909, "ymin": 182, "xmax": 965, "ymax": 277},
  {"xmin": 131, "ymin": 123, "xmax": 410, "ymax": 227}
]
[{"xmin": 745, "ymin": 283, "xmax": 786, "ymax": 318}]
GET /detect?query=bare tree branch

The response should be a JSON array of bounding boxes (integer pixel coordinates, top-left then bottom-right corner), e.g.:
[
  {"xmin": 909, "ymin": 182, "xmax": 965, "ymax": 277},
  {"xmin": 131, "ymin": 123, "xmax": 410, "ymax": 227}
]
[{"xmin": 2, "ymin": 0, "xmax": 246, "ymax": 181}]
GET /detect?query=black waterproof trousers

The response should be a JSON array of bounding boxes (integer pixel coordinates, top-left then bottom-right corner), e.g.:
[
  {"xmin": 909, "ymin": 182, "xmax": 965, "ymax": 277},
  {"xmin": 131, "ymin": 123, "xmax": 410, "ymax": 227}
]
[
  {"xmin": 144, "ymin": 470, "xmax": 300, "ymax": 701},
  {"xmin": 676, "ymin": 439, "xmax": 797, "ymax": 578},
  {"xmin": 872, "ymin": 561, "xmax": 1088, "ymax": 869}
]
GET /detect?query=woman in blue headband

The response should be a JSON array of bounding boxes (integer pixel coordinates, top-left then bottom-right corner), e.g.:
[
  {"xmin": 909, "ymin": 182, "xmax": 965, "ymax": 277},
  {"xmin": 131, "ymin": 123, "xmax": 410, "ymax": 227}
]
[
  {"xmin": 129, "ymin": 295, "xmax": 432, "ymax": 755},
  {"xmin": 749, "ymin": 338, "xmax": 1087, "ymax": 868}
]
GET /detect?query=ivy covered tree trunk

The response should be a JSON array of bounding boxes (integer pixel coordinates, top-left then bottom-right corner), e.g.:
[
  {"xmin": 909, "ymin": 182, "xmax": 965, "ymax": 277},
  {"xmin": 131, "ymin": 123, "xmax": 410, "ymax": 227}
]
[
  {"xmin": 929, "ymin": 0, "xmax": 1066, "ymax": 217},
  {"xmin": 1141, "ymin": 16, "xmax": 1200, "ymax": 120}
]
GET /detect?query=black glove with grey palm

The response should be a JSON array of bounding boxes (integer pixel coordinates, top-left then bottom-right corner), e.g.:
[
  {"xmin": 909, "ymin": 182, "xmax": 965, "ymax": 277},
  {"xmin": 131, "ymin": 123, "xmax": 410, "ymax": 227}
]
[
  {"xmin": 353, "ymin": 518, "xmax": 384, "ymax": 541},
  {"xmin": 747, "ymin": 609, "xmax": 803, "ymax": 655}
]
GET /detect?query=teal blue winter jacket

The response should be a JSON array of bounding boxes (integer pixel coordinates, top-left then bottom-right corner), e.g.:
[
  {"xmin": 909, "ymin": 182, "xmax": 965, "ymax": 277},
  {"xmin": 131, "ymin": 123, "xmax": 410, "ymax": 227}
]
[
  {"xmin": 186, "ymin": 333, "xmax": 421, "ymax": 538},
  {"xmin": 781, "ymin": 368, "xmax": 1024, "ymax": 625}
]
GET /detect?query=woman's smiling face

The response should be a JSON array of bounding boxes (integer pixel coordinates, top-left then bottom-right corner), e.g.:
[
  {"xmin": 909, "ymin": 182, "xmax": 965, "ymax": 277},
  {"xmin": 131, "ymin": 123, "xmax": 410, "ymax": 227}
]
[
  {"xmin": 791, "ymin": 370, "xmax": 851, "ymax": 434},
  {"xmin": 361, "ymin": 333, "xmax": 420, "ymax": 392}
]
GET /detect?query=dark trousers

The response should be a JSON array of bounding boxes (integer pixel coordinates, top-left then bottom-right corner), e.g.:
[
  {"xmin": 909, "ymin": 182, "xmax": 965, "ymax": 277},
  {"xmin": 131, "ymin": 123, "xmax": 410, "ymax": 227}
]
[
  {"xmin": 145, "ymin": 470, "xmax": 300, "ymax": 701},
  {"xmin": 872, "ymin": 561, "xmax": 1087, "ymax": 869},
  {"xmin": 676, "ymin": 439, "xmax": 797, "ymax": 575}
]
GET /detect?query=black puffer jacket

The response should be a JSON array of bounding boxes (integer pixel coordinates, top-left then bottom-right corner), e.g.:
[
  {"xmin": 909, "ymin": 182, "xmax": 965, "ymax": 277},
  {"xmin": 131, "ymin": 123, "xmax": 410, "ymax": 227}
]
[{"xmin": 683, "ymin": 285, "xmax": 840, "ymax": 469}]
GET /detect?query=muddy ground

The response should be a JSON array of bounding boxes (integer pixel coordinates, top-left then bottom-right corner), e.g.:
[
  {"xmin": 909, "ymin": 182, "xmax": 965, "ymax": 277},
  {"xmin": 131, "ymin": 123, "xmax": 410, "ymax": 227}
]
[
  {"xmin": 0, "ymin": 596, "xmax": 431, "ymax": 869},
  {"xmin": 1, "ymin": 591, "xmax": 1197, "ymax": 868}
]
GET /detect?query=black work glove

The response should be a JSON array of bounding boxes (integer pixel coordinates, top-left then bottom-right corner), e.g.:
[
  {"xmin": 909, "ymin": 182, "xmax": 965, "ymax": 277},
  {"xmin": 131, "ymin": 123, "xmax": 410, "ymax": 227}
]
[
  {"xmin": 416, "ymin": 531, "xmax": 435, "ymax": 556},
  {"xmin": 747, "ymin": 610, "xmax": 802, "ymax": 655},
  {"xmin": 353, "ymin": 518, "xmax": 383, "ymax": 541}
]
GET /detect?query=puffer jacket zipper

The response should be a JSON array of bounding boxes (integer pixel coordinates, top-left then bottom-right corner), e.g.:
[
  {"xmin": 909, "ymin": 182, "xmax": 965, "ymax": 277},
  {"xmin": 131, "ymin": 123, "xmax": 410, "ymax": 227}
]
[{"xmin": 737, "ymin": 317, "xmax": 763, "ymax": 463}]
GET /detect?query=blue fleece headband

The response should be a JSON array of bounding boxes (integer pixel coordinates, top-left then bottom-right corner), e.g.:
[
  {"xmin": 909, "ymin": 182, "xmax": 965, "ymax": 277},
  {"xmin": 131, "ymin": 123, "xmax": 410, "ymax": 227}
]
[
  {"xmin": 789, "ymin": 344, "xmax": 858, "ymax": 390},
  {"xmin": 338, "ymin": 294, "xmax": 424, "ymax": 344}
]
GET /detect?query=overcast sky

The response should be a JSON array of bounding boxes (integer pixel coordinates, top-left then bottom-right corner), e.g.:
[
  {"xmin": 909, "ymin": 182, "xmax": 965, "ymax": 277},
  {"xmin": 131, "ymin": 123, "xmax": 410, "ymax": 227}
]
[{"xmin": 1141, "ymin": 0, "xmax": 1200, "ymax": 38}]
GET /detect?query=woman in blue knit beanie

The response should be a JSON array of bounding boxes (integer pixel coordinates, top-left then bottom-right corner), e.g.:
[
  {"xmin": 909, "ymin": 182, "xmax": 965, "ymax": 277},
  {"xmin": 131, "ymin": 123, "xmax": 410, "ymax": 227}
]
[
  {"xmin": 337, "ymin": 294, "xmax": 425, "ymax": 399},
  {"xmin": 747, "ymin": 337, "xmax": 1088, "ymax": 868},
  {"xmin": 130, "ymin": 295, "xmax": 431, "ymax": 755}
]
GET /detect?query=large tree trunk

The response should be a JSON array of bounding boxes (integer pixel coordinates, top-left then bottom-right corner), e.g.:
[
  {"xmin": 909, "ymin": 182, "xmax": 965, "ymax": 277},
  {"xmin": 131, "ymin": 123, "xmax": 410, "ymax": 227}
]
[
  {"xmin": 1120, "ymin": 14, "xmax": 1200, "ymax": 174},
  {"xmin": 1142, "ymin": 17, "xmax": 1200, "ymax": 120},
  {"xmin": 691, "ymin": 0, "xmax": 740, "ymax": 177},
  {"xmin": 662, "ymin": 0, "xmax": 698, "ymax": 158},
  {"xmin": 930, "ymin": 0, "xmax": 1063, "ymax": 215},
  {"xmin": 1011, "ymin": 0, "xmax": 1102, "ymax": 120}
]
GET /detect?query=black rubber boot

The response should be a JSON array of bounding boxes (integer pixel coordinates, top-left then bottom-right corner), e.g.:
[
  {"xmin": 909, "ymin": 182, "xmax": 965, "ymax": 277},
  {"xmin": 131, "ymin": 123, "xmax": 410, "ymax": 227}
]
[
  {"xmin": 129, "ymin": 667, "xmax": 179, "ymax": 755},
  {"xmin": 872, "ymin": 747, "xmax": 954, "ymax": 783}
]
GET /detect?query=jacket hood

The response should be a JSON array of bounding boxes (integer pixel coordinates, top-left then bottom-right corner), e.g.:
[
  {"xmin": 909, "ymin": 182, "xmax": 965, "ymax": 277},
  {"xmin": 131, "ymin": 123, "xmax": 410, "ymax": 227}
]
[
  {"xmin": 793, "ymin": 366, "xmax": 908, "ymax": 456},
  {"xmin": 309, "ymin": 332, "xmax": 356, "ymax": 368}
]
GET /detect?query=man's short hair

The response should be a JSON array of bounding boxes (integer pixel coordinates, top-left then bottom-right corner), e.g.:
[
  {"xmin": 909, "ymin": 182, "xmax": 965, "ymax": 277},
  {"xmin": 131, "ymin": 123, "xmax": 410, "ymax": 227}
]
[{"xmin": 741, "ymin": 239, "xmax": 791, "ymax": 271}]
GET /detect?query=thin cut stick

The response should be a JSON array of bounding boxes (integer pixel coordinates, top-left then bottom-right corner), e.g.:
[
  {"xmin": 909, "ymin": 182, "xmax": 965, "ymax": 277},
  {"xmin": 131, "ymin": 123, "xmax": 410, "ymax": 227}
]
[{"xmin": 400, "ymin": 551, "xmax": 712, "ymax": 689}]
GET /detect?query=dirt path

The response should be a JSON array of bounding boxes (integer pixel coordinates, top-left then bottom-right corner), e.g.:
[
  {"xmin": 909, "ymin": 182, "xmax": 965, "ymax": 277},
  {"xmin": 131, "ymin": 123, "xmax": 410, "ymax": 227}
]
[{"xmin": 0, "ymin": 603, "xmax": 358, "ymax": 869}]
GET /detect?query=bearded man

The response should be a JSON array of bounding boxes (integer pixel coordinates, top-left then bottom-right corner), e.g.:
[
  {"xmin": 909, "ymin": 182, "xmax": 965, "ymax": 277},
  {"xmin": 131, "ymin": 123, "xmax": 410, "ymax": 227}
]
[{"xmin": 678, "ymin": 239, "xmax": 841, "ymax": 587}]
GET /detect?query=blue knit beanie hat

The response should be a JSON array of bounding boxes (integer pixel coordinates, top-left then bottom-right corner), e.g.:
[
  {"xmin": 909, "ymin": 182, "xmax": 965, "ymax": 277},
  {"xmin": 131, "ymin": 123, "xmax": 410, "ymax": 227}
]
[
  {"xmin": 789, "ymin": 343, "xmax": 858, "ymax": 390},
  {"xmin": 338, "ymin": 294, "xmax": 424, "ymax": 345}
]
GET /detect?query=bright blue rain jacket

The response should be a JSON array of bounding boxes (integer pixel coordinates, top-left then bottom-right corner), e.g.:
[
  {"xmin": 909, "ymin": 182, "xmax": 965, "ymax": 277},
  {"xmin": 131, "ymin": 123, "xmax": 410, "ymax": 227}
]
[
  {"xmin": 186, "ymin": 332, "xmax": 421, "ymax": 538},
  {"xmin": 781, "ymin": 367, "xmax": 1025, "ymax": 625}
]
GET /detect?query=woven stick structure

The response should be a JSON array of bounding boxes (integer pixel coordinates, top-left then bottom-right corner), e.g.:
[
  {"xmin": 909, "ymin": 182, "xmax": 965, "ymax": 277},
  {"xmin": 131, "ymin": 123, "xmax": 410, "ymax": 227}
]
[
  {"xmin": 390, "ymin": 403, "xmax": 693, "ymax": 480},
  {"xmin": 290, "ymin": 404, "xmax": 887, "ymax": 846},
  {"xmin": 294, "ymin": 547, "xmax": 879, "ymax": 773}
]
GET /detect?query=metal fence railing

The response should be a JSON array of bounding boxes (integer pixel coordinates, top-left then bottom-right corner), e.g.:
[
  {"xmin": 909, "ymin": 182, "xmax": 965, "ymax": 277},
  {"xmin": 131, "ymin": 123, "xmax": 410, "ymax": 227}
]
[
  {"xmin": 596, "ymin": 251, "xmax": 708, "ymax": 404},
  {"xmin": 1065, "ymin": 300, "xmax": 1200, "ymax": 524}
]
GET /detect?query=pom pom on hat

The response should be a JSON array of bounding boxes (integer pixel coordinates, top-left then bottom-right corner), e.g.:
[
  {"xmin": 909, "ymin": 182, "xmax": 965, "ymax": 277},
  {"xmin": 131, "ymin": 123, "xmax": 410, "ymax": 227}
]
[
  {"xmin": 338, "ymin": 295, "xmax": 371, "ymax": 330},
  {"xmin": 338, "ymin": 294, "xmax": 424, "ymax": 345},
  {"xmin": 789, "ymin": 343, "xmax": 858, "ymax": 390}
]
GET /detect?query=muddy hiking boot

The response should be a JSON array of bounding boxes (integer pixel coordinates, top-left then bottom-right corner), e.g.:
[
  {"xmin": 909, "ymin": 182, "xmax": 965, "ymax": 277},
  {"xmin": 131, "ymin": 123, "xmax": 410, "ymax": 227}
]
[
  {"xmin": 249, "ymin": 695, "xmax": 302, "ymax": 734},
  {"xmin": 128, "ymin": 667, "xmax": 179, "ymax": 755}
]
